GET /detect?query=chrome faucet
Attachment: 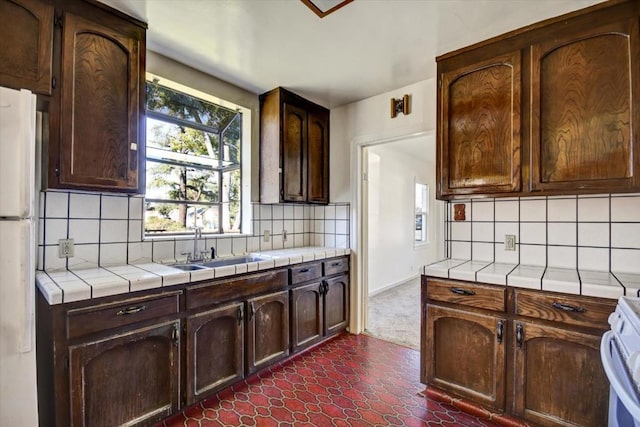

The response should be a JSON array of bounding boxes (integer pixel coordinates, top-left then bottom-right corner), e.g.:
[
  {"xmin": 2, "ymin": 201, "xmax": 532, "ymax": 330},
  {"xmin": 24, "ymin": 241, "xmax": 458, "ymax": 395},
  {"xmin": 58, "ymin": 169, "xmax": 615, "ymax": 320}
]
[
  {"xmin": 182, "ymin": 226, "xmax": 208, "ymax": 262},
  {"xmin": 192, "ymin": 226, "xmax": 202, "ymax": 260}
]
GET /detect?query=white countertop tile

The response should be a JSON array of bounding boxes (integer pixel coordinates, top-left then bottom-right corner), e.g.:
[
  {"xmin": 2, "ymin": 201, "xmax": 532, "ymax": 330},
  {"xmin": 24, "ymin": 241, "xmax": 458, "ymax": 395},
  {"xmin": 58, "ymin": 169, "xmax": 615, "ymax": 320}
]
[
  {"xmin": 580, "ymin": 270, "xmax": 624, "ymax": 299},
  {"xmin": 476, "ymin": 263, "xmax": 517, "ymax": 286},
  {"xmin": 36, "ymin": 246, "xmax": 349, "ymax": 305},
  {"xmin": 506, "ymin": 265, "xmax": 545, "ymax": 290},
  {"xmin": 35, "ymin": 272, "xmax": 63, "ymax": 305},
  {"xmin": 543, "ymin": 268, "xmax": 580, "ymax": 295},
  {"xmin": 423, "ymin": 259, "xmax": 468, "ymax": 278},
  {"xmin": 615, "ymin": 272, "xmax": 640, "ymax": 297},
  {"xmin": 449, "ymin": 261, "xmax": 491, "ymax": 282}
]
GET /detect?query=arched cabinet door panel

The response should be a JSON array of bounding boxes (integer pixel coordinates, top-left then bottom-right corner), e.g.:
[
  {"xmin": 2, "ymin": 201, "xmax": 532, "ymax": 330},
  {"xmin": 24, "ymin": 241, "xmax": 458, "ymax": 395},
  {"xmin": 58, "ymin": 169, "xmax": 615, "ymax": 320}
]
[
  {"xmin": 0, "ymin": 0, "xmax": 53, "ymax": 94},
  {"xmin": 531, "ymin": 18, "xmax": 639, "ymax": 192},
  {"xmin": 438, "ymin": 51, "xmax": 522, "ymax": 198}
]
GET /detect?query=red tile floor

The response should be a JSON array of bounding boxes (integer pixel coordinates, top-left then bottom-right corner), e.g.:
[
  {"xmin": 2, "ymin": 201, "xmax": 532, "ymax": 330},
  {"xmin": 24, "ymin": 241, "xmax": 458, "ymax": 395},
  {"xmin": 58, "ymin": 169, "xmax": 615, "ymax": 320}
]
[{"xmin": 157, "ymin": 333, "xmax": 499, "ymax": 426}]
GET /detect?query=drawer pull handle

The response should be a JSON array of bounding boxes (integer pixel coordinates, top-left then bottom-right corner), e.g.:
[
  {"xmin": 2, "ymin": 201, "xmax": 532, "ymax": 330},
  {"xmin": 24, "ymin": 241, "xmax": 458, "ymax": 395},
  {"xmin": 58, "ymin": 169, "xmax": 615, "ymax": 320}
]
[
  {"xmin": 450, "ymin": 287, "xmax": 475, "ymax": 296},
  {"xmin": 551, "ymin": 302, "xmax": 586, "ymax": 313},
  {"xmin": 300, "ymin": 268, "xmax": 310, "ymax": 273},
  {"xmin": 331, "ymin": 262, "xmax": 341, "ymax": 267},
  {"xmin": 516, "ymin": 323, "xmax": 524, "ymax": 349},
  {"xmin": 116, "ymin": 305, "xmax": 146, "ymax": 316},
  {"xmin": 496, "ymin": 320, "xmax": 504, "ymax": 344}
]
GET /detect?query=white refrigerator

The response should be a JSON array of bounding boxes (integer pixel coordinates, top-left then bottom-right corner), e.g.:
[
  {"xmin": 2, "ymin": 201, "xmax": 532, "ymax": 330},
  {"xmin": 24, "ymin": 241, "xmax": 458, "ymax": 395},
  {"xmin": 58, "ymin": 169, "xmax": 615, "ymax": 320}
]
[{"xmin": 0, "ymin": 86, "xmax": 39, "ymax": 426}]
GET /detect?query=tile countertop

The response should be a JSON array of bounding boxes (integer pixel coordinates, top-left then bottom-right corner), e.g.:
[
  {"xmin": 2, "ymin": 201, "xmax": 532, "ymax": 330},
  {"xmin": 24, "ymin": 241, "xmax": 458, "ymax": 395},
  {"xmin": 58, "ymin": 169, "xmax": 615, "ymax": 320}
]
[
  {"xmin": 423, "ymin": 259, "xmax": 640, "ymax": 300},
  {"xmin": 36, "ymin": 247, "xmax": 350, "ymax": 305}
]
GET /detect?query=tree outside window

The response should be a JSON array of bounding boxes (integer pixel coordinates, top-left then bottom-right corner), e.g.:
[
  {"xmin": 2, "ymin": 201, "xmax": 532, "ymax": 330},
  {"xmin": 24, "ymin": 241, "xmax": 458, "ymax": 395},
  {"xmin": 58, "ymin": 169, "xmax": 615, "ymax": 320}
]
[{"xmin": 145, "ymin": 79, "xmax": 242, "ymax": 235}]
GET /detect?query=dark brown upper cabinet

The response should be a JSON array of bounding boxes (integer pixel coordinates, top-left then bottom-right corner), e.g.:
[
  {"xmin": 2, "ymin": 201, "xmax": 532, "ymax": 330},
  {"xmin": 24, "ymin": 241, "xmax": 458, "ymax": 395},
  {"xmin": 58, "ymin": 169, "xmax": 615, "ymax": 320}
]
[
  {"xmin": 45, "ymin": 0, "xmax": 146, "ymax": 193},
  {"xmin": 436, "ymin": 0, "xmax": 639, "ymax": 200},
  {"xmin": 0, "ymin": 0, "xmax": 53, "ymax": 95},
  {"xmin": 439, "ymin": 51, "xmax": 522, "ymax": 198},
  {"xmin": 531, "ymin": 18, "xmax": 640, "ymax": 193},
  {"xmin": 260, "ymin": 87, "xmax": 330, "ymax": 204}
]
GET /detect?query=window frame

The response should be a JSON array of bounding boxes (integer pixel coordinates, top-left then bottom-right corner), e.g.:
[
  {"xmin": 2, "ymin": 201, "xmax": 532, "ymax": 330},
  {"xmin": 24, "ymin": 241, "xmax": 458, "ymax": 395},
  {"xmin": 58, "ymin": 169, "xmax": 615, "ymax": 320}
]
[
  {"xmin": 143, "ymin": 73, "xmax": 252, "ymax": 237},
  {"xmin": 414, "ymin": 180, "xmax": 429, "ymax": 246}
]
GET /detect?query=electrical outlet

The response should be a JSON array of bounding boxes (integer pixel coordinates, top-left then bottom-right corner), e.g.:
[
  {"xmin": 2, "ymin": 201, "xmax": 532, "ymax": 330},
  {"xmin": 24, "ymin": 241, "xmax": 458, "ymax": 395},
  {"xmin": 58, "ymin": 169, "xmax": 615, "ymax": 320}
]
[
  {"xmin": 283, "ymin": 230, "xmax": 288, "ymax": 241},
  {"xmin": 58, "ymin": 238, "xmax": 75, "ymax": 258},
  {"xmin": 263, "ymin": 230, "xmax": 270, "ymax": 242},
  {"xmin": 504, "ymin": 234, "xmax": 516, "ymax": 251}
]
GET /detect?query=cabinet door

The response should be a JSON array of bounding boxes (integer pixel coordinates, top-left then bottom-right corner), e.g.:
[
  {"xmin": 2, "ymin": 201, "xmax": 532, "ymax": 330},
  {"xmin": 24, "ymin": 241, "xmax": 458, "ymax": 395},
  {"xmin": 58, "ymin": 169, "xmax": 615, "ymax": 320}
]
[
  {"xmin": 246, "ymin": 290, "xmax": 289, "ymax": 374},
  {"xmin": 281, "ymin": 102, "xmax": 307, "ymax": 202},
  {"xmin": 56, "ymin": 12, "xmax": 142, "ymax": 192},
  {"xmin": 324, "ymin": 274, "xmax": 349, "ymax": 336},
  {"xmin": 186, "ymin": 303, "xmax": 244, "ymax": 405},
  {"xmin": 439, "ymin": 51, "xmax": 522, "ymax": 198},
  {"xmin": 426, "ymin": 304, "xmax": 506, "ymax": 412},
  {"xmin": 307, "ymin": 108, "xmax": 329, "ymax": 204},
  {"xmin": 0, "ymin": 0, "xmax": 53, "ymax": 94},
  {"xmin": 513, "ymin": 321, "xmax": 608, "ymax": 427},
  {"xmin": 290, "ymin": 282, "xmax": 324, "ymax": 352},
  {"xmin": 531, "ymin": 18, "xmax": 640, "ymax": 192},
  {"xmin": 68, "ymin": 321, "xmax": 180, "ymax": 427}
]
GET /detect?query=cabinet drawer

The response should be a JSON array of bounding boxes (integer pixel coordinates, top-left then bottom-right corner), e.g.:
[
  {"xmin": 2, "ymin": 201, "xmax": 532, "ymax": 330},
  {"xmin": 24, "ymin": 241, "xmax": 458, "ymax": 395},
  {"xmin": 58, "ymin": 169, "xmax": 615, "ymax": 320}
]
[
  {"xmin": 187, "ymin": 269, "xmax": 287, "ymax": 310},
  {"xmin": 324, "ymin": 257, "xmax": 348, "ymax": 276},
  {"xmin": 515, "ymin": 289, "xmax": 616, "ymax": 329},
  {"xmin": 290, "ymin": 262, "xmax": 322, "ymax": 285},
  {"xmin": 66, "ymin": 293, "xmax": 180, "ymax": 340},
  {"xmin": 427, "ymin": 279, "xmax": 505, "ymax": 312}
]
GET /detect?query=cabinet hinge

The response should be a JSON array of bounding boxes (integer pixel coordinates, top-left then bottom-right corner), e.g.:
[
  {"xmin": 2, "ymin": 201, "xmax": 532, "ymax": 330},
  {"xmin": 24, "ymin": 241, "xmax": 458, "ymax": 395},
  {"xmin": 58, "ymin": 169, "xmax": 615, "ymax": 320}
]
[
  {"xmin": 171, "ymin": 323, "xmax": 180, "ymax": 346},
  {"xmin": 54, "ymin": 14, "xmax": 63, "ymax": 28}
]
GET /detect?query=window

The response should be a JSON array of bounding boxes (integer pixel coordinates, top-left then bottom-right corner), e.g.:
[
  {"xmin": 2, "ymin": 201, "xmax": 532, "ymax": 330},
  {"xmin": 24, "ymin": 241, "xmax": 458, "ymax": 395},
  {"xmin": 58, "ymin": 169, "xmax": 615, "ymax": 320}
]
[
  {"xmin": 415, "ymin": 182, "xmax": 429, "ymax": 243},
  {"xmin": 144, "ymin": 77, "xmax": 248, "ymax": 235}
]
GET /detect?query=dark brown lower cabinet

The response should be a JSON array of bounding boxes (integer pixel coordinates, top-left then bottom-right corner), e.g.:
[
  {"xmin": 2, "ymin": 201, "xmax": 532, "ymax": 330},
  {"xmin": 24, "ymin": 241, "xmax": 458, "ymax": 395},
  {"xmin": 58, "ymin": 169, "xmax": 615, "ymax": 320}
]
[
  {"xmin": 68, "ymin": 320, "xmax": 180, "ymax": 427},
  {"xmin": 423, "ymin": 277, "xmax": 613, "ymax": 427},
  {"xmin": 513, "ymin": 320, "xmax": 608, "ymax": 427},
  {"xmin": 186, "ymin": 303, "xmax": 244, "ymax": 405},
  {"xmin": 290, "ymin": 272, "xmax": 350, "ymax": 352},
  {"xmin": 324, "ymin": 274, "xmax": 349, "ymax": 336},
  {"xmin": 247, "ymin": 290, "xmax": 290, "ymax": 374},
  {"xmin": 290, "ymin": 281, "xmax": 324, "ymax": 351},
  {"xmin": 426, "ymin": 304, "xmax": 506, "ymax": 412}
]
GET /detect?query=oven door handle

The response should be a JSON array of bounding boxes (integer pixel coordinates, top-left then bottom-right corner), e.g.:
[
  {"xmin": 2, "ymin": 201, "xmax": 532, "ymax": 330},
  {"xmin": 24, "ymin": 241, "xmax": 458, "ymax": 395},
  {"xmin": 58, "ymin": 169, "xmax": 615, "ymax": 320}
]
[{"xmin": 600, "ymin": 331, "xmax": 640, "ymax": 422}]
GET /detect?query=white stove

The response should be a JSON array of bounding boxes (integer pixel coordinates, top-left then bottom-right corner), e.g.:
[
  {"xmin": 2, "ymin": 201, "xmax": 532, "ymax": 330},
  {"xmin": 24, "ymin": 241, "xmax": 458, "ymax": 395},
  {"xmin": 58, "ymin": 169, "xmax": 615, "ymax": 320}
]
[{"xmin": 602, "ymin": 296, "xmax": 640, "ymax": 426}]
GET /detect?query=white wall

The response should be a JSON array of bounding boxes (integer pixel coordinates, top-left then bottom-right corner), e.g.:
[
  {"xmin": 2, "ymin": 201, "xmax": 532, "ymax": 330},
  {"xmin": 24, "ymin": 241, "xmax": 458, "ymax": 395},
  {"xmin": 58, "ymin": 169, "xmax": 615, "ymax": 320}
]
[
  {"xmin": 366, "ymin": 140, "xmax": 441, "ymax": 295},
  {"xmin": 330, "ymin": 78, "xmax": 436, "ymax": 203}
]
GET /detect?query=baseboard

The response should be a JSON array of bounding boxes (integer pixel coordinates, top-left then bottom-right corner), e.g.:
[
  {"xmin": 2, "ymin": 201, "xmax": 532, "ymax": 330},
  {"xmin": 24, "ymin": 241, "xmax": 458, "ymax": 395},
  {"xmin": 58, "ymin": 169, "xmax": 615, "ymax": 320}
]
[{"xmin": 368, "ymin": 273, "xmax": 419, "ymax": 297}]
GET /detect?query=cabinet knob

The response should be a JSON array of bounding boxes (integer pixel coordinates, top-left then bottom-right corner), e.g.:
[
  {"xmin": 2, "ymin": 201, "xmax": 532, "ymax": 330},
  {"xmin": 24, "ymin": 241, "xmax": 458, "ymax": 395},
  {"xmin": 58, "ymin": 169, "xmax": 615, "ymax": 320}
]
[
  {"xmin": 516, "ymin": 323, "xmax": 524, "ymax": 349},
  {"xmin": 496, "ymin": 320, "xmax": 504, "ymax": 344}
]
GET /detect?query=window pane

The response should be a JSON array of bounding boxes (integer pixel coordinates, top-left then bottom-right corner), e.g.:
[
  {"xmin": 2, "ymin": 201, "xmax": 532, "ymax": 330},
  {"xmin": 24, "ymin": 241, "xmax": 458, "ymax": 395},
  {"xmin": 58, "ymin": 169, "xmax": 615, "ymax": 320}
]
[
  {"xmin": 146, "ymin": 160, "xmax": 219, "ymax": 203},
  {"xmin": 222, "ymin": 113, "xmax": 241, "ymax": 164},
  {"xmin": 145, "ymin": 202, "xmax": 219, "ymax": 234},
  {"xmin": 147, "ymin": 117, "xmax": 220, "ymax": 165},
  {"xmin": 222, "ymin": 201, "xmax": 241, "ymax": 233},
  {"xmin": 146, "ymin": 81, "xmax": 238, "ymax": 131},
  {"xmin": 222, "ymin": 168, "xmax": 241, "ymax": 202}
]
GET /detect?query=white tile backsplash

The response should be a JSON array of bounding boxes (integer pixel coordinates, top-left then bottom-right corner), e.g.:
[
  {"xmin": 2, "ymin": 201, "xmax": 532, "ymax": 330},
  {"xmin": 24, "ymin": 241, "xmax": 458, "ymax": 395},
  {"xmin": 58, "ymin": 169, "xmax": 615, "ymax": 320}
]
[
  {"xmin": 578, "ymin": 223, "xmax": 609, "ymax": 247},
  {"xmin": 101, "ymin": 196, "xmax": 128, "ymax": 219},
  {"xmin": 547, "ymin": 246, "xmax": 576, "ymax": 269},
  {"xmin": 612, "ymin": 223, "xmax": 640, "ymax": 249},
  {"xmin": 69, "ymin": 219, "xmax": 100, "ymax": 244},
  {"xmin": 472, "ymin": 200, "xmax": 494, "ymax": 222},
  {"xmin": 472, "ymin": 222, "xmax": 493, "ymax": 242},
  {"xmin": 612, "ymin": 196, "xmax": 640, "ymax": 222},
  {"xmin": 100, "ymin": 220, "xmax": 128, "ymax": 243},
  {"xmin": 520, "ymin": 222, "xmax": 546, "ymax": 245},
  {"xmin": 69, "ymin": 193, "xmax": 100, "ymax": 218},
  {"xmin": 578, "ymin": 247, "xmax": 609, "ymax": 271},
  {"xmin": 578, "ymin": 197, "xmax": 609, "ymax": 222},
  {"xmin": 520, "ymin": 199, "xmax": 546, "ymax": 222},
  {"xmin": 547, "ymin": 223, "xmax": 576, "ymax": 246},
  {"xmin": 495, "ymin": 200, "xmax": 519, "ymax": 222},
  {"xmin": 548, "ymin": 198, "xmax": 576, "ymax": 221},
  {"xmin": 45, "ymin": 192, "xmax": 68, "ymax": 218}
]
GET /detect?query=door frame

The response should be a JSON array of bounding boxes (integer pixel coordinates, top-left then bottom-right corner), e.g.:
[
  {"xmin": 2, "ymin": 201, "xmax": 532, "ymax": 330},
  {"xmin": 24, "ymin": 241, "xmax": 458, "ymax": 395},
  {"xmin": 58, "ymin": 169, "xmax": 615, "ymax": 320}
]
[{"xmin": 349, "ymin": 130, "xmax": 436, "ymax": 334}]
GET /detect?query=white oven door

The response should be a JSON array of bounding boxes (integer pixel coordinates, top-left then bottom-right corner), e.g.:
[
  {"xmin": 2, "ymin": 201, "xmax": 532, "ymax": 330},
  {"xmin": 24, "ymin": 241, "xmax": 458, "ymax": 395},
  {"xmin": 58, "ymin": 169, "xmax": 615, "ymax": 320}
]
[{"xmin": 601, "ymin": 331, "xmax": 640, "ymax": 427}]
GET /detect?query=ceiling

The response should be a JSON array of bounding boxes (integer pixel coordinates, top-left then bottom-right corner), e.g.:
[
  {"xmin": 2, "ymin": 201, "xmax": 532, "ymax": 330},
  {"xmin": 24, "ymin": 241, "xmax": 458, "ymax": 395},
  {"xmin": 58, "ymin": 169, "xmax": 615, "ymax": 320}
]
[{"xmin": 98, "ymin": 0, "xmax": 603, "ymax": 109}]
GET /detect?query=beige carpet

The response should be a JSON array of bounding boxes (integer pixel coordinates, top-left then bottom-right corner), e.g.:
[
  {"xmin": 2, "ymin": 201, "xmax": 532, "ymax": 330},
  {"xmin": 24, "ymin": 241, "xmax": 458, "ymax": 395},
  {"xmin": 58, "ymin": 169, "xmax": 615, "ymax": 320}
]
[{"xmin": 365, "ymin": 277, "xmax": 420, "ymax": 350}]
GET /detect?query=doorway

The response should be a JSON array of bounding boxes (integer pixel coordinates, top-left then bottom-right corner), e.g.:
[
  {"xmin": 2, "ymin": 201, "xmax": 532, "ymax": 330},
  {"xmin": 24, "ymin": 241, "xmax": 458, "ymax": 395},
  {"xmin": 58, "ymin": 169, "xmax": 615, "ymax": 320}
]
[{"xmin": 360, "ymin": 134, "xmax": 444, "ymax": 349}]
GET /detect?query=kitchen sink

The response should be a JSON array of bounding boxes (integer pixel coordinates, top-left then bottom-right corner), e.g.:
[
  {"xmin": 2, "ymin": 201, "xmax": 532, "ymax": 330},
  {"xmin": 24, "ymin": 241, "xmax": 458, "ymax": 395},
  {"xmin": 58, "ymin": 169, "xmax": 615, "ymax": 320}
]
[
  {"xmin": 170, "ymin": 263, "xmax": 209, "ymax": 271},
  {"xmin": 170, "ymin": 255, "xmax": 269, "ymax": 271},
  {"xmin": 199, "ymin": 255, "xmax": 268, "ymax": 268}
]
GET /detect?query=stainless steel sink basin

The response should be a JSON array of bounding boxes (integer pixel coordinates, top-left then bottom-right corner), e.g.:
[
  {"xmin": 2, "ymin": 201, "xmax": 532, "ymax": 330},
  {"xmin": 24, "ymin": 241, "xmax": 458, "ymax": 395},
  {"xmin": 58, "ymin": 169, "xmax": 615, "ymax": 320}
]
[
  {"xmin": 199, "ymin": 256, "xmax": 268, "ymax": 268},
  {"xmin": 170, "ymin": 263, "xmax": 209, "ymax": 271}
]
